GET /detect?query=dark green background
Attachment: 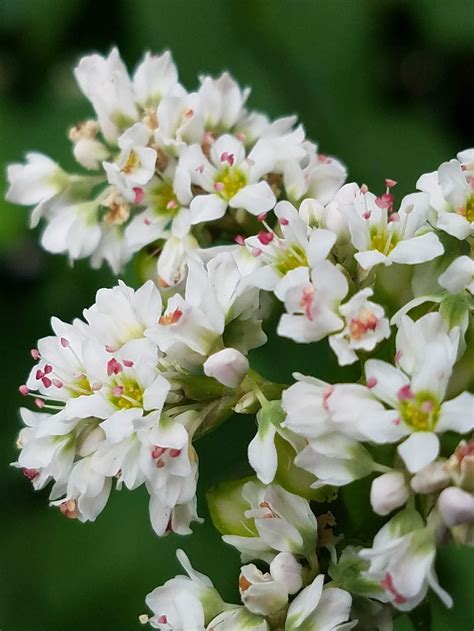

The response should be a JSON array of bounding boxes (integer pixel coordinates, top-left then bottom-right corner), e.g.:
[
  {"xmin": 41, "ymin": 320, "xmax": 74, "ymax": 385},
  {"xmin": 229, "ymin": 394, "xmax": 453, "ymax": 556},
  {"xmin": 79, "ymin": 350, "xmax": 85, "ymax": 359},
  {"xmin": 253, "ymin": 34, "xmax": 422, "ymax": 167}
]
[{"xmin": 0, "ymin": 1, "xmax": 473, "ymax": 629}]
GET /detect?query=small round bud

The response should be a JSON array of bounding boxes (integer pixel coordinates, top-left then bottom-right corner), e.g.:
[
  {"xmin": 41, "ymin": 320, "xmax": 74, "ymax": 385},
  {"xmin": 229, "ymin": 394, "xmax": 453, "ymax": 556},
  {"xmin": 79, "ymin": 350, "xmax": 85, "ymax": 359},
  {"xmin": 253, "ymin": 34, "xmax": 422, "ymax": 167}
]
[
  {"xmin": 203, "ymin": 348, "xmax": 249, "ymax": 388},
  {"xmin": 438, "ymin": 487, "xmax": 474, "ymax": 528},
  {"xmin": 411, "ymin": 460, "xmax": 450, "ymax": 494},
  {"xmin": 370, "ymin": 472, "xmax": 409, "ymax": 516}
]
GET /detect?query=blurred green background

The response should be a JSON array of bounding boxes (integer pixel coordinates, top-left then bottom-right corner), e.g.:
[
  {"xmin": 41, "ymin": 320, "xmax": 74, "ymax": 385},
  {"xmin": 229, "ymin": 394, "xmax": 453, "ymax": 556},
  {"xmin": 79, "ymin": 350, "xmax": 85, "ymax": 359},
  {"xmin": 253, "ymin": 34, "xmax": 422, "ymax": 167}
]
[{"xmin": 0, "ymin": 1, "xmax": 473, "ymax": 629}]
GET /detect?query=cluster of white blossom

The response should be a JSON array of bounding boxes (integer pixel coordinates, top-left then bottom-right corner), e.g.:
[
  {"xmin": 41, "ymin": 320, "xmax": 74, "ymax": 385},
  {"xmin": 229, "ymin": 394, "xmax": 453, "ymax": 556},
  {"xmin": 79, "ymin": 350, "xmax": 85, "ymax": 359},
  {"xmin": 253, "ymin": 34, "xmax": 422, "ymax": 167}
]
[{"xmin": 6, "ymin": 47, "xmax": 474, "ymax": 631}]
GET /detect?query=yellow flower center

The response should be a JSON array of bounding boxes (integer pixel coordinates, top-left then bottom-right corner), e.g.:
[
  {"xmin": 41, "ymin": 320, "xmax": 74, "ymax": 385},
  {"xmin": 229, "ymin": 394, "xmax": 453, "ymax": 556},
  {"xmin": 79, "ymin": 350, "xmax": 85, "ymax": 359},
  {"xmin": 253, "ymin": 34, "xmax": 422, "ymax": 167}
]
[
  {"xmin": 122, "ymin": 149, "xmax": 141, "ymax": 174},
  {"xmin": 370, "ymin": 228, "xmax": 398, "ymax": 255},
  {"xmin": 148, "ymin": 180, "xmax": 180, "ymax": 217},
  {"xmin": 214, "ymin": 166, "xmax": 247, "ymax": 201},
  {"xmin": 399, "ymin": 392, "xmax": 439, "ymax": 431},
  {"xmin": 275, "ymin": 244, "xmax": 308, "ymax": 276},
  {"xmin": 109, "ymin": 377, "xmax": 144, "ymax": 409}
]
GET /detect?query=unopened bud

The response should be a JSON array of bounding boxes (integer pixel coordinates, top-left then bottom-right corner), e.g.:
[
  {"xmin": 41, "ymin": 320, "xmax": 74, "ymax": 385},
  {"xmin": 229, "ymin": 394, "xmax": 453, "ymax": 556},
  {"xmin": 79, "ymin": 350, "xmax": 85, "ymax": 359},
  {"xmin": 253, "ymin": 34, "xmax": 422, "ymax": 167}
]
[
  {"xmin": 411, "ymin": 460, "xmax": 450, "ymax": 494},
  {"xmin": 370, "ymin": 472, "xmax": 409, "ymax": 516},
  {"xmin": 445, "ymin": 440, "xmax": 474, "ymax": 492},
  {"xmin": 239, "ymin": 563, "xmax": 288, "ymax": 616},
  {"xmin": 204, "ymin": 348, "xmax": 249, "ymax": 388},
  {"xmin": 73, "ymin": 138, "xmax": 109, "ymax": 170},
  {"xmin": 269, "ymin": 552, "xmax": 302, "ymax": 595},
  {"xmin": 438, "ymin": 487, "xmax": 474, "ymax": 528},
  {"xmin": 76, "ymin": 425, "xmax": 106, "ymax": 457}
]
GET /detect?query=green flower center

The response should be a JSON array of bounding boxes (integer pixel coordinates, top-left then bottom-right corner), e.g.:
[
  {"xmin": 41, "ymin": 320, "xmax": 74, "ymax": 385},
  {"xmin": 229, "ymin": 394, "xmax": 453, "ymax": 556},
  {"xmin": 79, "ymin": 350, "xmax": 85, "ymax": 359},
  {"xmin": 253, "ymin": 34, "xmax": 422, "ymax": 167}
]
[
  {"xmin": 274, "ymin": 244, "xmax": 308, "ymax": 276},
  {"xmin": 458, "ymin": 193, "xmax": 474, "ymax": 222},
  {"xmin": 370, "ymin": 227, "xmax": 398, "ymax": 255},
  {"xmin": 213, "ymin": 166, "xmax": 247, "ymax": 201},
  {"xmin": 399, "ymin": 391, "xmax": 440, "ymax": 431},
  {"xmin": 109, "ymin": 377, "xmax": 144, "ymax": 409},
  {"xmin": 148, "ymin": 180, "xmax": 180, "ymax": 217},
  {"xmin": 67, "ymin": 374, "xmax": 93, "ymax": 398}
]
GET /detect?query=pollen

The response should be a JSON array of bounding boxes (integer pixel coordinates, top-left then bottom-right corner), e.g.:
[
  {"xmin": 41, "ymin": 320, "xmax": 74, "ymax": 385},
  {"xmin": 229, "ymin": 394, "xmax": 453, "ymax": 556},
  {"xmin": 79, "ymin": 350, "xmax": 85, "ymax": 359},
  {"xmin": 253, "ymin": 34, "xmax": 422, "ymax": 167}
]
[
  {"xmin": 122, "ymin": 149, "xmax": 141, "ymax": 174},
  {"xmin": 159, "ymin": 308, "xmax": 183, "ymax": 325},
  {"xmin": 349, "ymin": 309, "xmax": 378, "ymax": 340}
]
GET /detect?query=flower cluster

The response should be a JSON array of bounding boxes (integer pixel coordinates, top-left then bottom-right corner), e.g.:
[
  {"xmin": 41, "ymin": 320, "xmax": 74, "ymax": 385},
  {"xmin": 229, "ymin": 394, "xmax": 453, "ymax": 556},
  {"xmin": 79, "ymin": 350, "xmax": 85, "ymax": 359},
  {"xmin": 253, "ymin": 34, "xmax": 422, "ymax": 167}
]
[{"xmin": 6, "ymin": 47, "xmax": 474, "ymax": 630}]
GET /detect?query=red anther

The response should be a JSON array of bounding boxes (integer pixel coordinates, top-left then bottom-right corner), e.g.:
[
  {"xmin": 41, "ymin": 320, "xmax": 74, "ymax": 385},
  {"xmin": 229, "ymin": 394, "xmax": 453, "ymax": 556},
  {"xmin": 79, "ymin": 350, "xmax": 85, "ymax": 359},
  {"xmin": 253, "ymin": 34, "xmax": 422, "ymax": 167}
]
[
  {"xmin": 60, "ymin": 337, "xmax": 70, "ymax": 348},
  {"xmin": 151, "ymin": 446, "xmax": 166, "ymax": 459},
  {"xmin": 107, "ymin": 358, "xmax": 123, "ymax": 377},
  {"xmin": 123, "ymin": 360, "xmax": 134, "ymax": 368},
  {"xmin": 366, "ymin": 377, "xmax": 377, "ymax": 389},
  {"xmin": 41, "ymin": 376, "xmax": 52, "ymax": 388},
  {"xmin": 156, "ymin": 459, "xmax": 166, "ymax": 469},
  {"xmin": 323, "ymin": 386, "xmax": 335, "ymax": 410},
  {"xmin": 397, "ymin": 384, "xmax": 414, "ymax": 401},
  {"xmin": 157, "ymin": 616, "xmax": 168, "ymax": 624},
  {"xmin": 375, "ymin": 193, "xmax": 394, "ymax": 211},
  {"xmin": 36, "ymin": 369, "xmax": 45, "ymax": 380},
  {"xmin": 43, "ymin": 364, "xmax": 53, "ymax": 374},
  {"xmin": 133, "ymin": 187, "xmax": 144, "ymax": 205},
  {"xmin": 52, "ymin": 379, "xmax": 63, "ymax": 389},
  {"xmin": 257, "ymin": 212, "xmax": 267, "ymax": 222},
  {"xmin": 220, "ymin": 152, "xmax": 235, "ymax": 166},
  {"xmin": 169, "ymin": 448, "xmax": 181, "ymax": 458},
  {"xmin": 392, "ymin": 417, "xmax": 401, "ymax": 425},
  {"xmin": 105, "ymin": 345, "xmax": 117, "ymax": 353},
  {"xmin": 234, "ymin": 234, "xmax": 245, "ymax": 246},
  {"xmin": 388, "ymin": 212, "xmax": 400, "ymax": 222},
  {"xmin": 19, "ymin": 385, "xmax": 29, "ymax": 396},
  {"xmin": 363, "ymin": 211, "xmax": 372, "ymax": 220},
  {"xmin": 257, "ymin": 231, "xmax": 274, "ymax": 245},
  {"xmin": 385, "ymin": 178, "xmax": 397, "ymax": 188},
  {"xmin": 279, "ymin": 217, "xmax": 289, "ymax": 226},
  {"xmin": 159, "ymin": 308, "xmax": 183, "ymax": 326},
  {"xmin": 30, "ymin": 348, "xmax": 40, "ymax": 360},
  {"xmin": 35, "ymin": 398, "xmax": 45, "ymax": 409},
  {"xmin": 22, "ymin": 468, "xmax": 39, "ymax": 481},
  {"xmin": 111, "ymin": 386, "xmax": 124, "ymax": 397}
]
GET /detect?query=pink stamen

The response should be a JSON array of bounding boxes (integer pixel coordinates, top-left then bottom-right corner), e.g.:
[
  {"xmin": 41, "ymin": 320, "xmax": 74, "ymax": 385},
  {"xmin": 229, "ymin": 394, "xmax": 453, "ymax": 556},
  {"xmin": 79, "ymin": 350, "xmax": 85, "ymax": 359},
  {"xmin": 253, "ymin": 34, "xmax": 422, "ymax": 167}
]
[
  {"xmin": 44, "ymin": 364, "xmax": 53, "ymax": 374},
  {"xmin": 105, "ymin": 345, "xmax": 117, "ymax": 353},
  {"xmin": 234, "ymin": 234, "xmax": 245, "ymax": 246},
  {"xmin": 157, "ymin": 615, "xmax": 168, "ymax": 624},
  {"xmin": 107, "ymin": 358, "xmax": 123, "ymax": 377},
  {"xmin": 392, "ymin": 417, "xmax": 401, "ymax": 425},
  {"xmin": 133, "ymin": 187, "xmax": 144, "ymax": 205},
  {"xmin": 375, "ymin": 193, "xmax": 394, "ymax": 212},
  {"xmin": 195, "ymin": 164, "xmax": 205, "ymax": 174},
  {"xmin": 323, "ymin": 386, "xmax": 334, "ymax": 410},
  {"xmin": 363, "ymin": 211, "xmax": 371, "ymax": 220},
  {"xmin": 184, "ymin": 108, "xmax": 193, "ymax": 118},
  {"xmin": 366, "ymin": 377, "xmax": 377, "ymax": 389},
  {"xmin": 35, "ymin": 398, "xmax": 45, "ymax": 409},
  {"xmin": 112, "ymin": 386, "xmax": 124, "ymax": 397},
  {"xmin": 220, "ymin": 152, "xmax": 235, "ymax": 166},
  {"xmin": 30, "ymin": 348, "xmax": 40, "ymax": 360},
  {"xmin": 159, "ymin": 308, "xmax": 183, "ymax": 326},
  {"xmin": 360, "ymin": 184, "xmax": 369, "ymax": 194},
  {"xmin": 36, "ymin": 369, "xmax": 44, "ymax": 380},
  {"xmin": 257, "ymin": 212, "xmax": 267, "ymax": 222},
  {"xmin": 278, "ymin": 216, "xmax": 289, "ymax": 226},
  {"xmin": 123, "ymin": 360, "xmax": 134, "ymax": 368},
  {"xmin": 213, "ymin": 182, "xmax": 225, "ymax": 192},
  {"xmin": 60, "ymin": 337, "xmax": 69, "ymax": 348},
  {"xmin": 152, "ymin": 446, "xmax": 166, "ymax": 459},
  {"xmin": 144, "ymin": 218, "xmax": 151, "ymax": 226},
  {"xmin": 19, "ymin": 385, "xmax": 29, "ymax": 396},
  {"xmin": 41, "ymin": 376, "xmax": 52, "ymax": 388},
  {"xmin": 300, "ymin": 286, "xmax": 315, "ymax": 320},
  {"xmin": 385, "ymin": 178, "xmax": 397, "ymax": 189},
  {"xmin": 52, "ymin": 379, "xmax": 63, "ymax": 389},
  {"xmin": 397, "ymin": 384, "xmax": 414, "ymax": 401},
  {"xmin": 169, "ymin": 448, "xmax": 181, "ymax": 458},
  {"xmin": 318, "ymin": 154, "xmax": 331, "ymax": 164},
  {"xmin": 257, "ymin": 231, "xmax": 274, "ymax": 245},
  {"xmin": 388, "ymin": 212, "xmax": 400, "ymax": 222}
]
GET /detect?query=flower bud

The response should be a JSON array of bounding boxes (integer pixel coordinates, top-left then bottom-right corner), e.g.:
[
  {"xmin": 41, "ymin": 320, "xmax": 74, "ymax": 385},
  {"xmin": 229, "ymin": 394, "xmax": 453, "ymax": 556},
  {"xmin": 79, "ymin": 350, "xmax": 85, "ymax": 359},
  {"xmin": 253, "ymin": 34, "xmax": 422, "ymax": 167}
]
[
  {"xmin": 444, "ymin": 440, "xmax": 474, "ymax": 492},
  {"xmin": 204, "ymin": 348, "xmax": 249, "ymax": 388},
  {"xmin": 411, "ymin": 460, "xmax": 450, "ymax": 494},
  {"xmin": 239, "ymin": 563, "xmax": 288, "ymax": 615},
  {"xmin": 76, "ymin": 425, "xmax": 106, "ymax": 457},
  {"xmin": 269, "ymin": 552, "xmax": 303, "ymax": 595},
  {"xmin": 370, "ymin": 472, "xmax": 409, "ymax": 516},
  {"xmin": 438, "ymin": 487, "xmax": 474, "ymax": 527},
  {"xmin": 73, "ymin": 138, "xmax": 109, "ymax": 170}
]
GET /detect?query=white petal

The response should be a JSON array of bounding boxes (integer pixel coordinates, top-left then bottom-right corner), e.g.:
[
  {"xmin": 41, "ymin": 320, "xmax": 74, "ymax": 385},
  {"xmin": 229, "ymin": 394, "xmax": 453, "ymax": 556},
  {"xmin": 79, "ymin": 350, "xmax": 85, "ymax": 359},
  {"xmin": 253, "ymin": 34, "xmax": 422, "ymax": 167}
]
[
  {"xmin": 437, "ymin": 392, "xmax": 474, "ymax": 433},
  {"xmin": 229, "ymin": 181, "xmax": 276, "ymax": 215},
  {"xmin": 398, "ymin": 432, "xmax": 440, "ymax": 473},
  {"xmin": 248, "ymin": 422, "xmax": 277, "ymax": 485},
  {"xmin": 389, "ymin": 232, "xmax": 444, "ymax": 265},
  {"xmin": 190, "ymin": 194, "xmax": 227, "ymax": 224}
]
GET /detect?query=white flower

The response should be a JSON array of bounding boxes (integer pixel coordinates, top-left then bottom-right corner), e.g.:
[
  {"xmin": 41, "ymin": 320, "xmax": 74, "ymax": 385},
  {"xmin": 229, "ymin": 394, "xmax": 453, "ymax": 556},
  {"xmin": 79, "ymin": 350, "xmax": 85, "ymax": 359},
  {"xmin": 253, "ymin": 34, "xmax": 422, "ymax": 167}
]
[
  {"xmin": 285, "ymin": 574, "xmax": 355, "ymax": 631},
  {"xmin": 248, "ymin": 400, "xmax": 287, "ymax": 485},
  {"xmin": 417, "ymin": 157, "xmax": 474, "ymax": 240},
  {"xmin": 74, "ymin": 47, "xmax": 138, "ymax": 143},
  {"xmin": 145, "ymin": 549, "xmax": 224, "ymax": 630},
  {"xmin": 328, "ymin": 288, "xmax": 390, "ymax": 366},
  {"xmin": 103, "ymin": 122, "xmax": 157, "ymax": 202},
  {"xmin": 238, "ymin": 563, "xmax": 289, "ymax": 615},
  {"xmin": 438, "ymin": 487, "xmax": 474, "ymax": 528},
  {"xmin": 438, "ymin": 255, "xmax": 474, "ymax": 295},
  {"xmin": 198, "ymin": 72, "xmax": 250, "ymax": 132},
  {"xmin": 360, "ymin": 508, "xmax": 452, "ymax": 611},
  {"xmin": 6, "ymin": 152, "xmax": 69, "ymax": 226},
  {"xmin": 204, "ymin": 348, "xmax": 249, "ymax": 388},
  {"xmin": 370, "ymin": 472, "xmax": 409, "ymax": 516},
  {"xmin": 207, "ymin": 608, "xmax": 269, "ymax": 631},
  {"xmin": 244, "ymin": 200, "xmax": 337, "ymax": 292},
  {"xmin": 347, "ymin": 188, "xmax": 444, "ymax": 270},
  {"xmin": 180, "ymin": 134, "xmax": 276, "ymax": 223},
  {"xmin": 222, "ymin": 481, "xmax": 318, "ymax": 563},
  {"xmin": 156, "ymin": 234, "xmax": 200, "ymax": 287}
]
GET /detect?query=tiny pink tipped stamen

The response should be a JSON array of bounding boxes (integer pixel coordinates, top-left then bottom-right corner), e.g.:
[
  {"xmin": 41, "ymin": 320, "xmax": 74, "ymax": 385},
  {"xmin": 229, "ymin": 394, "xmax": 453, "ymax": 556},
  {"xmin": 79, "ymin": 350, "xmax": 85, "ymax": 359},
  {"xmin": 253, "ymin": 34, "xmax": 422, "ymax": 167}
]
[
  {"xmin": 257, "ymin": 231, "xmax": 274, "ymax": 245},
  {"xmin": 213, "ymin": 182, "xmax": 224, "ymax": 192},
  {"xmin": 60, "ymin": 337, "xmax": 69, "ymax": 348},
  {"xmin": 123, "ymin": 360, "xmax": 134, "ymax": 368},
  {"xmin": 133, "ymin": 187, "xmax": 144, "ymax": 205},
  {"xmin": 366, "ymin": 377, "xmax": 377, "ymax": 389},
  {"xmin": 397, "ymin": 384, "xmax": 414, "ymax": 401},
  {"xmin": 30, "ymin": 348, "xmax": 40, "ymax": 360},
  {"xmin": 19, "ymin": 385, "xmax": 29, "ymax": 396},
  {"xmin": 234, "ymin": 234, "xmax": 245, "ymax": 246}
]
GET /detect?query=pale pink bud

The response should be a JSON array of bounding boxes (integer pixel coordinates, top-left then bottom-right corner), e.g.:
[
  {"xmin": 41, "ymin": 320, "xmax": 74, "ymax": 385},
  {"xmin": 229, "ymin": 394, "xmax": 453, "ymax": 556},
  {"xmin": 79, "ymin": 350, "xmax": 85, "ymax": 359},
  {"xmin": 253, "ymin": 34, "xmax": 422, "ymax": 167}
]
[
  {"xmin": 370, "ymin": 472, "xmax": 409, "ymax": 516},
  {"xmin": 203, "ymin": 348, "xmax": 249, "ymax": 388},
  {"xmin": 438, "ymin": 487, "xmax": 474, "ymax": 527},
  {"xmin": 411, "ymin": 460, "xmax": 450, "ymax": 494}
]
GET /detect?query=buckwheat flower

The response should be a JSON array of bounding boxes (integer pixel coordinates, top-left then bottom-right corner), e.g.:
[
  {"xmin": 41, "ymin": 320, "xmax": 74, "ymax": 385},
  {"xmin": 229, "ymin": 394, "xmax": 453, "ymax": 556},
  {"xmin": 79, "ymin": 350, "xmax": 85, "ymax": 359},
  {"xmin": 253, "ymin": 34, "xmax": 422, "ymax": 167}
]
[
  {"xmin": 198, "ymin": 72, "xmax": 250, "ymax": 133},
  {"xmin": 83, "ymin": 280, "xmax": 163, "ymax": 351},
  {"xmin": 203, "ymin": 348, "xmax": 249, "ymax": 388},
  {"xmin": 417, "ymin": 155, "xmax": 474, "ymax": 240},
  {"xmin": 347, "ymin": 189, "xmax": 444, "ymax": 270},
  {"xmin": 328, "ymin": 288, "xmax": 390, "ymax": 366},
  {"xmin": 238, "ymin": 563, "xmax": 289, "ymax": 615},
  {"xmin": 144, "ymin": 549, "xmax": 225, "ymax": 630},
  {"xmin": 6, "ymin": 152, "xmax": 70, "ymax": 226},
  {"xmin": 146, "ymin": 252, "xmax": 266, "ymax": 369},
  {"xmin": 364, "ymin": 337, "xmax": 474, "ymax": 473},
  {"xmin": 156, "ymin": 234, "xmax": 200, "ymax": 287},
  {"xmin": 124, "ymin": 165, "xmax": 193, "ymax": 253},
  {"xmin": 285, "ymin": 574, "xmax": 355, "ymax": 631},
  {"xmin": 359, "ymin": 508, "xmax": 452, "ymax": 611},
  {"xmin": 103, "ymin": 122, "xmax": 158, "ymax": 202},
  {"xmin": 275, "ymin": 261, "xmax": 348, "ymax": 343},
  {"xmin": 244, "ymin": 200, "xmax": 337, "ymax": 292},
  {"xmin": 370, "ymin": 472, "xmax": 410, "ymax": 516},
  {"xmin": 74, "ymin": 47, "xmax": 139, "ymax": 143},
  {"xmin": 154, "ymin": 91, "xmax": 203, "ymax": 150},
  {"xmin": 222, "ymin": 480, "xmax": 318, "ymax": 563},
  {"xmin": 207, "ymin": 608, "xmax": 269, "ymax": 630},
  {"xmin": 179, "ymin": 134, "xmax": 277, "ymax": 224}
]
